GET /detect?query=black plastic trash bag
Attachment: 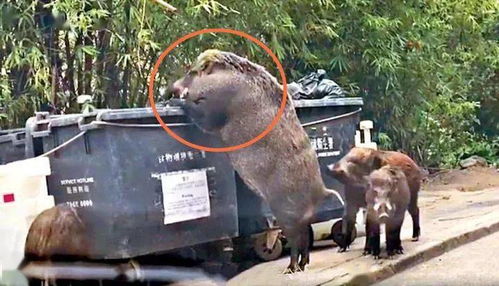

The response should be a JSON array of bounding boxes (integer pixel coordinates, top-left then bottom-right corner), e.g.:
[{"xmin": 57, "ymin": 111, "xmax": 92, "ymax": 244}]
[{"xmin": 288, "ymin": 69, "xmax": 345, "ymax": 100}]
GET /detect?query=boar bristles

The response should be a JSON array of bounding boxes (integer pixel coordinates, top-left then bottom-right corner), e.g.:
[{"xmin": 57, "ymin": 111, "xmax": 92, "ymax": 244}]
[
  {"xmin": 192, "ymin": 49, "xmax": 222, "ymax": 72},
  {"xmin": 192, "ymin": 49, "xmax": 282, "ymax": 95}
]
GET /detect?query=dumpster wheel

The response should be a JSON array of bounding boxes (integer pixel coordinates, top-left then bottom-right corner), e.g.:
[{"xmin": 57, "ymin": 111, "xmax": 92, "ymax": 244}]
[
  {"xmin": 330, "ymin": 220, "xmax": 357, "ymax": 246},
  {"xmin": 253, "ymin": 234, "xmax": 284, "ymax": 261}
]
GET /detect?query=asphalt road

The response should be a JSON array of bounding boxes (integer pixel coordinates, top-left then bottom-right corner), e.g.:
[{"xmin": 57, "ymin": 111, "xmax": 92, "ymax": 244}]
[{"xmin": 375, "ymin": 230, "xmax": 499, "ymax": 286}]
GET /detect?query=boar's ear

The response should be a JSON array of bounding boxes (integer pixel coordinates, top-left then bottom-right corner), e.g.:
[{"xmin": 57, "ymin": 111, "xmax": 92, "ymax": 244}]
[
  {"xmin": 372, "ymin": 153, "xmax": 384, "ymax": 170},
  {"xmin": 390, "ymin": 174, "xmax": 399, "ymax": 191},
  {"xmin": 366, "ymin": 179, "xmax": 373, "ymax": 190},
  {"xmin": 199, "ymin": 62, "xmax": 216, "ymax": 76},
  {"xmin": 388, "ymin": 168, "xmax": 402, "ymax": 191},
  {"xmin": 388, "ymin": 167, "xmax": 398, "ymax": 176}
]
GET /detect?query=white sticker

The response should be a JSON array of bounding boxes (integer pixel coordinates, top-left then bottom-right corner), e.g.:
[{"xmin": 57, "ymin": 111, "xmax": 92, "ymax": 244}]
[
  {"xmin": 317, "ymin": 150, "xmax": 341, "ymax": 157},
  {"xmin": 161, "ymin": 170, "xmax": 211, "ymax": 225}
]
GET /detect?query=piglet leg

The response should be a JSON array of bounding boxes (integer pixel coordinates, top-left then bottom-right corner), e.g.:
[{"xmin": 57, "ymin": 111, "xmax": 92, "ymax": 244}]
[{"xmin": 367, "ymin": 216, "xmax": 381, "ymax": 259}]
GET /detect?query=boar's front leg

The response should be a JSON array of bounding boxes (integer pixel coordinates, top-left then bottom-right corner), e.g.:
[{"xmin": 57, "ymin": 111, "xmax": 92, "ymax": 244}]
[
  {"xmin": 386, "ymin": 215, "xmax": 405, "ymax": 256},
  {"xmin": 386, "ymin": 222, "xmax": 401, "ymax": 257},
  {"xmin": 338, "ymin": 203, "xmax": 359, "ymax": 252},
  {"xmin": 170, "ymin": 98, "xmax": 207, "ymax": 127},
  {"xmin": 363, "ymin": 216, "xmax": 371, "ymax": 255},
  {"xmin": 367, "ymin": 213, "xmax": 381, "ymax": 259},
  {"xmin": 166, "ymin": 98, "xmax": 185, "ymax": 107}
]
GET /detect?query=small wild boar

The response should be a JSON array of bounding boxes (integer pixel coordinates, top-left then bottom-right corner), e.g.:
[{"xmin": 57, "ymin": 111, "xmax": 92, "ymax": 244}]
[
  {"xmin": 171, "ymin": 50, "xmax": 343, "ymax": 272},
  {"xmin": 327, "ymin": 147, "xmax": 421, "ymax": 252},
  {"xmin": 23, "ymin": 204, "xmax": 90, "ymax": 263},
  {"xmin": 365, "ymin": 165, "xmax": 410, "ymax": 258}
]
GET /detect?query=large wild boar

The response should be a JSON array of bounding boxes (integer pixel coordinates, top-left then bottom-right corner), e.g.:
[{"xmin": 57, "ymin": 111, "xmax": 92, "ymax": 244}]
[
  {"xmin": 365, "ymin": 165, "xmax": 410, "ymax": 258},
  {"xmin": 170, "ymin": 49, "xmax": 343, "ymax": 272},
  {"xmin": 327, "ymin": 147, "xmax": 421, "ymax": 252}
]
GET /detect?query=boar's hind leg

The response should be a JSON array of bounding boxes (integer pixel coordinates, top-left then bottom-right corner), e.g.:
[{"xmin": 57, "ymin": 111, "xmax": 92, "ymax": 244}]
[
  {"xmin": 338, "ymin": 204, "xmax": 359, "ymax": 252},
  {"xmin": 283, "ymin": 227, "xmax": 302, "ymax": 273},
  {"xmin": 297, "ymin": 225, "xmax": 312, "ymax": 270},
  {"xmin": 408, "ymin": 186, "xmax": 421, "ymax": 241},
  {"xmin": 386, "ymin": 217, "xmax": 404, "ymax": 257},
  {"xmin": 283, "ymin": 225, "xmax": 310, "ymax": 273}
]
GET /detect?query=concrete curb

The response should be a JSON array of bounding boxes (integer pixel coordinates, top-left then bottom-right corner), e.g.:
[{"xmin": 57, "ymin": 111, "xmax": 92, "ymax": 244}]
[
  {"xmin": 338, "ymin": 219, "xmax": 499, "ymax": 286},
  {"xmin": 228, "ymin": 189, "xmax": 499, "ymax": 286}
]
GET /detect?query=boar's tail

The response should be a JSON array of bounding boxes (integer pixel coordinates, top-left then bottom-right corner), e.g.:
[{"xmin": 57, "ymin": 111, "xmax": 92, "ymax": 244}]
[{"xmin": 324, "ymin": 188, "xmax": 345, "ymax": 206}]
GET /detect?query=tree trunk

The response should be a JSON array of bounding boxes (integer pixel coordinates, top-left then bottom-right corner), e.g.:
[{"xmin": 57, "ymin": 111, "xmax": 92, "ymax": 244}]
[
  {"xmin": 64, "ymin": 32, "xmax": 76, "ymax": 95},
  {"xmin": 121, "ymin": 0, "xmax": 131, "ymax": 107},
  {"xmin": 104, "ymin": 53, "xmax": 120, "ymax": 108},
  {"xmin": 35, "ymin": 0, "xmax": 59, "ymax": 106},
  {"xmin": 75, "ymin": 34, "xmax": 83, "ymax": 95},
  {"xmin": 97, "ymin": 0, "xmax": 120, "ymax": 108},
  {"xmin": 84, "ymin": 33, "xmax": 93, "ymax": 95}
]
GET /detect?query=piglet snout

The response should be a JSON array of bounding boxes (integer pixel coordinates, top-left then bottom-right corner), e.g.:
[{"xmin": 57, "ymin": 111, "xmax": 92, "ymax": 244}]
[{"xmin": 379, "ymin": 213, "xmax": 389, "ymax": 219}]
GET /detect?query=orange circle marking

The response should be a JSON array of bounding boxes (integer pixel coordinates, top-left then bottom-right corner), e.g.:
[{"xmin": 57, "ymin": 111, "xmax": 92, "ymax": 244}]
[{"xmin": 148, "ymin": 28, "xmax": 288, "ymax": 152}]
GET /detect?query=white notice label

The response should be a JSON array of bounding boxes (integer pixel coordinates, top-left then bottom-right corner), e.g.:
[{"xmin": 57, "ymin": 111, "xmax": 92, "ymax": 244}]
[{"xmin": 161, "ymin": 170, "xmax": 211, "ymax": 225}]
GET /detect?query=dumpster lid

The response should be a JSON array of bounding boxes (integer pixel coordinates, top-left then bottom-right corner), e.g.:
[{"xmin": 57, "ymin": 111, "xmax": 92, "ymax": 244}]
[
  {"xmin": 32, "ymin": 106, "xmax": 186, "ymax": 128},
  {"xmin": 30, "ymin": 113, "xmax": 86, "ymax": 128},
  {"xmin": 27, "ymin": 106, "xmax": 191, "ymax": 137},
  {"xmin": 293, "ymin": 97, "xmax": 363, "ymax": 108},
  {"xmin": 98, "ymin": 106, "xmax": 184, "ymax": 121},
  {"xmin": 28, "ymin": 97, "xmax": 363, "ymax": 133},
  {"xmin": 0, "ymin": 128, "xmax": 24, "ymax": 136},
  {"xmin": 0, "ymin": 128, "xmax": 25, "ymax": 144}
]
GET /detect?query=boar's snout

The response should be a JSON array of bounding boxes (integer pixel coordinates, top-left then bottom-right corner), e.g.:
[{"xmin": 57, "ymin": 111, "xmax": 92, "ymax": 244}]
[
  {"xmin": 328, "ymin": 163, "xmax": 345, "ymax": 178},
  {"xmin": 327, "ymin": 163, "xmax": 335, "ymax": 172},
  {"xmin": 378, "ymin": 209, "xmax": 389, "ymax": 222},
  {"xmin": 170, "ymin": 80, "xmax": 189, "ymax": 99},
  {"xmin": 374, "ymin": 200, "xmax": 394, "ymax": 223}
]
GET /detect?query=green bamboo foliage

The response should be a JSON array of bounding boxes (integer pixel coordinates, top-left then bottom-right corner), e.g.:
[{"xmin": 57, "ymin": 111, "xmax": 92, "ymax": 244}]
[{"xmin": 0, "ymin": 0, "xmax": 497, "ymax": 166}]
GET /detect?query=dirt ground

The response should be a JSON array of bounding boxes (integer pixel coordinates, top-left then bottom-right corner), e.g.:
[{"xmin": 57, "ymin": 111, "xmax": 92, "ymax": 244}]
[{"xmin": 423, "ymin": 166, "xmax": 499, "ymax": 192}]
